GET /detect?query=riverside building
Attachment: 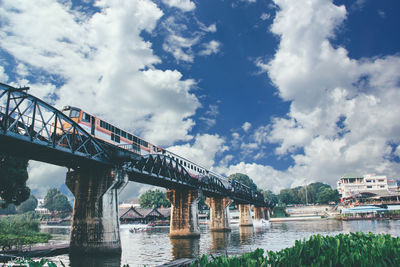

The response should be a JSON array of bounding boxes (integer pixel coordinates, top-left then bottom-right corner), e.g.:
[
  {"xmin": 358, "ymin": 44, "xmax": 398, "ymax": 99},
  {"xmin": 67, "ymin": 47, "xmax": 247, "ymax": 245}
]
[{"xmin": 337, "ymin": 173, "xmax": 397, "ymax": 199}]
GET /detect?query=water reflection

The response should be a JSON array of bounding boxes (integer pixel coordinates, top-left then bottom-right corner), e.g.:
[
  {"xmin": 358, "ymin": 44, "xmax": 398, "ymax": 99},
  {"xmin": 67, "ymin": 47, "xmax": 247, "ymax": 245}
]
[
  {"xmin": 239, "ymin": 226, "xmax": 254, "ymax": 245},
  {"xmin": 209, "ymin": 231, "xmax": 230, "ymax": 252},
  {"xmin": 69, "ymin": 253, "xmax": 121, "ymax": 267},
  {"xmin": 170, "ymin": 238, "xmax": 200, "ymax": 260},
  {"xmin": 44, "ymin": 220, "xmax": 400, "ymax": 266}
]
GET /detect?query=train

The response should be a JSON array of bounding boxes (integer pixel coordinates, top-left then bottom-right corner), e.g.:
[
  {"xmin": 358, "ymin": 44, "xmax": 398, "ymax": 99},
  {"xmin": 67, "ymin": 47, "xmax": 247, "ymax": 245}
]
[
  {"xmin": 62, "ymin": 106, "xmax": 211, "ymax": 178},
  {"xmin": 61, "ymin": 106, "xmax": 262, "ymax": 202}
]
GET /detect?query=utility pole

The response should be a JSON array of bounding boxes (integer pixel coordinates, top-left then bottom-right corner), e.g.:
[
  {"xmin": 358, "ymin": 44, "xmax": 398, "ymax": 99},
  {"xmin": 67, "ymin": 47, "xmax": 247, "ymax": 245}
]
[{"xmin": 305, "ymin": 182, "xmax": 308, "ymax": 206}]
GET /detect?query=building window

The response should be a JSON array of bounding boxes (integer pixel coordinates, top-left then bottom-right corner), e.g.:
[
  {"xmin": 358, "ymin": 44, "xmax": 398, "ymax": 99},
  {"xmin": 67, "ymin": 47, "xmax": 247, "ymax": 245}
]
[
  {"xmin": 380, "ymin": 185, "xmax": 385, "ymax": 188},
  {"xmin": 367, "ymin": 185, "xmax": 372, "ymax": 189},
  {"xmin": 366, "ymin": 180, "xmax": 372, "ymax": 183}
]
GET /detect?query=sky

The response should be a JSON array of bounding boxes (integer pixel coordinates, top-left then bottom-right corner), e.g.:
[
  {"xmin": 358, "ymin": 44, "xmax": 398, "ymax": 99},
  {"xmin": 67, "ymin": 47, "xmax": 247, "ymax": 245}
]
[{"xmin": 0, "ymin": 0, "xmax": 399, "ymax": 199}]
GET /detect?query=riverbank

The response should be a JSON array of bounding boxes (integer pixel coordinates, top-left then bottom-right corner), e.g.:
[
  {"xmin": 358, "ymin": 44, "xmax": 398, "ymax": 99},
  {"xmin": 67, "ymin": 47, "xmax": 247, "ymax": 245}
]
[{"xmin": 0, "ymin": 243, "xmax": 69, "ymax": 262}]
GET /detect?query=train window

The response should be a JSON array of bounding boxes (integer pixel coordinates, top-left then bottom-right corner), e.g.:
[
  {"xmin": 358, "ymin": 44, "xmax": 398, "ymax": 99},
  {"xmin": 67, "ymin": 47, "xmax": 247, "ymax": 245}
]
[
  {"xmin": 114, "ymin": 135, "xmax": 120, "ymax": 143},
  {"xmin": 141, "ymin": 140, "xmax": 148, "ymax": 147},
  {"xmin": 111, "ymin": 133, "xmax": 114, "ymax": 141},
  {"xmin": 184, "ymin": 162, "xmax": 186, "ymax": 167},
  {"xmin": 132, "ymin": 136, "xmax": 138, "ymax": 143},
  {"xmin": 100, "ymin": 120, "xmax": 105, "ymax": 128},
  {"xmin": 82, "ymin": 113, "xmax": 90, "ymax": 122},
  {"xmin": 127, "ymin": 134, "xmax": 133, "ymax": 141},
  {"xmin": 70, "ymin": 110, "xmax": 80, "ymax": 118},
  {"xmin": 121, "ymin": 131, "xmax": 127, "ymax": 138},
  {"xmin": 131, "ymin": 143, "xmax": 140, "ymax": 151},
  {"xmin": 115, "ymin": 128, "xmax": 120, "ymax": 135},
  {"xmin": 111, "ymin": 126, "xmax": 115, "ymax": 133}
]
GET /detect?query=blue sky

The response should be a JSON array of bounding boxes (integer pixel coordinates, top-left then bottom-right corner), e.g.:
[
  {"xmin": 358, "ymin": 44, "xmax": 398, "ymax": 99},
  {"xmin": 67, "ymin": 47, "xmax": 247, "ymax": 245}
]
[{"xmin": 0, "ymin": 0, "xmax": 399, "ymax": 198}]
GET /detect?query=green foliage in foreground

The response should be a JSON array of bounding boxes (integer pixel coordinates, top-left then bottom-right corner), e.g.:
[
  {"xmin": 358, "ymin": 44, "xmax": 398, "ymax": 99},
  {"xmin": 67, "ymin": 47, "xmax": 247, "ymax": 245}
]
[
  {"xmin": 191, "ymin": 232, "xmax": 400, "ymax": 267},
  {"xmin": 0, "ymin": 213, "xmax": 51, "ymax": 250},
  {"xmin": 7, "ymin": 258, "xmax": 63, "ymax": 267}
]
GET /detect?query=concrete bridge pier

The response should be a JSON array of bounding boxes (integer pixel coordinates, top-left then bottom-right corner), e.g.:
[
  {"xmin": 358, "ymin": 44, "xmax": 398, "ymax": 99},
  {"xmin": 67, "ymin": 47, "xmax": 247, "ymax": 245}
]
[
  {"xmin": 253, "ymin": 206, "xmax": 265, "ymax": 221},
  {"xmin": 166, "ymin": 189, "xmax": 200, "ymax": 238},
  {"xmin": 238, "ymin": 204, "xmax": 253, "ymax": 227},
  {"xmin": 205, "ymin": 197, "xmax": 232, "ymax": 232},
  {"xmin": 66, "ymin": 168, "xmax": 127, "ymax": 254}
]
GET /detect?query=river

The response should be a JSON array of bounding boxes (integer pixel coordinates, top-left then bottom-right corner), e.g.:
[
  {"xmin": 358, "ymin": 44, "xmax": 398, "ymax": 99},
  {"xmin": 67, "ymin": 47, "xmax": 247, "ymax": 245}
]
[{"xmin": 42, "ymin": 219, "xmax": 400, "ymax": 266}]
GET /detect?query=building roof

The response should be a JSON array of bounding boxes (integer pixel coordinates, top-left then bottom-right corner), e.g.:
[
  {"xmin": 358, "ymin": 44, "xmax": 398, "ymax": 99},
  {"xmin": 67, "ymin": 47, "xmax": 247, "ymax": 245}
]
[
  {"xmin": 120, "ymin": 207, "xmax": 144, "ymax": 219},
  {"xmin": 158, "ymin": 208, "xmax": 171, "ymax": 218},
  {"xmin": 341, "ymin": 173, "xmax": 363, "ymax": 179},
  {"xmin": 342, "ymin": 205, "xmax": 387, "ymax": 214},
  {"xmin": 119, "ymin": 207, "xmax": 171, "ymax": 220}
]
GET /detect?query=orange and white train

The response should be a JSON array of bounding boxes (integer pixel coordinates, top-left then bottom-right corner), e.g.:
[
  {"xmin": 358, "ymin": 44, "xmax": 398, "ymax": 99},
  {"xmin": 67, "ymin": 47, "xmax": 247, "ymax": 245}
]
[{"xmin": 61, "ymin": 106, "xmax": 210, "ymax": 178}]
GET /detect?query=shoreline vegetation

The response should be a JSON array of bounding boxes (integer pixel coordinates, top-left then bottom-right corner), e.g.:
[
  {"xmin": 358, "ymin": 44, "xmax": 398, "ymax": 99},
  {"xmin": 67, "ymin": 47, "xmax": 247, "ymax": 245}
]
[
  {"xmin": 1, "ymin": 232, "xmax": 399, "ymax": 266},
  {"xmin": 0, "ymin": 213, "xmax": 51, "ymax": 251},
  {"xmin": 190, "ymin": 232, "xmax": 400, "ymax": 267}
]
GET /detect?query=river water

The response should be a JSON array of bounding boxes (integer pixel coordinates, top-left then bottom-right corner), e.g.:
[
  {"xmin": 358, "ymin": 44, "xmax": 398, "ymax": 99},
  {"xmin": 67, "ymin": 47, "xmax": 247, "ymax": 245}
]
[{"xmin": 42, "ymin": 219, "xmax": 400, "ymax": 266}]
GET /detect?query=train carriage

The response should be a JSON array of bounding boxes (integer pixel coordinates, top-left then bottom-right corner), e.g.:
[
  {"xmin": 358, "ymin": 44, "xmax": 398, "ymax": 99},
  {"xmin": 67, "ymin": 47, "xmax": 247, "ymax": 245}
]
[{"xmin": 60, "ymin": 106, "xmax": 250, "ymax": 197}]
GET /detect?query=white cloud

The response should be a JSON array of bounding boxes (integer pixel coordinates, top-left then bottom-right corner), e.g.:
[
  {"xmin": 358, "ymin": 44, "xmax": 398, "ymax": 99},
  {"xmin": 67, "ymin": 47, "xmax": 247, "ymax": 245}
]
[
  {"xmin": 199, "ymin": 40, "xmax": 221, "ymax": 56},
  {"xmin": 0, "ymin": 66, "xmax": 8, "ymax": 82},
  {"xmin": 216, "ymin": 162, "xmax": 292, "ymax": 193},
  {"xmin": 161, "ymin": 16, "xmax": 203, "ymax": 63},
  {"xmin": 162, "ymin": 0, "xmax": 196, "ymax": 12},
  {"xmin": 200, "ymin": 23, "xmax": 217, "ymax": 33},
  {"xmin": 0, "ymin": 0, "xmax": 200, "ymax": 146},
  {"xmin": 27, "ymin": 161, "xmax": 67, "ymax": 198},
  {"xmin": 249, "ymin": 0, "xmax": 400, "ymax": 190},
  {"xmin": 167, "ymin": 134, "xmax": 228, "ymax": 169},
  {"xmin": 163, "ymin": 34, "xmax": 200, "ymax": 62},
  {"xmin": 199, "ymin": 117, "xmax": 216, "ymax": 128},
  {"xmin": 242, "ymin": 121, "xmax": 252, "ymax": 132},
  {"xmin": 260, "ymin": 13, "xmax": 271, "ymax": 20}
]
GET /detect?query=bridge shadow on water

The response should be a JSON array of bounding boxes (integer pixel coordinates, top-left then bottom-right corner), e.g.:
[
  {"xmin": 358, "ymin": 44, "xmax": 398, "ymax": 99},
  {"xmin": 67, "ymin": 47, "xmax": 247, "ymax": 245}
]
[{"xmin": 69, "ymin": 253, "xmax": 121, "ymax": 267}]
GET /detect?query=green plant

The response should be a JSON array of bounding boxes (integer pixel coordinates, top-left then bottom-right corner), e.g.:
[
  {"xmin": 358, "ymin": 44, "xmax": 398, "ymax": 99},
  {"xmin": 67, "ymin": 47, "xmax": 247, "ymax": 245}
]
[
  {"xmin": 12, "ymin": 258, "xmax": 61, "ymax": 267},
  {"xmin": 0, "ymin": 214, "xmax": 51, "ymax": 250},
  {"xmin": 191, "ymin": 232, "xmax": 400, "ymax": 267}
]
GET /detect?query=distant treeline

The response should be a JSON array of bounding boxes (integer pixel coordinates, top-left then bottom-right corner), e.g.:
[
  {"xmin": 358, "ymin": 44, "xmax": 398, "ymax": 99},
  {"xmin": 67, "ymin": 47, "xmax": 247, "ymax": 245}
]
[{"xmin": 262, "ymin": 182, "xmax": 340, "ymax": 206}]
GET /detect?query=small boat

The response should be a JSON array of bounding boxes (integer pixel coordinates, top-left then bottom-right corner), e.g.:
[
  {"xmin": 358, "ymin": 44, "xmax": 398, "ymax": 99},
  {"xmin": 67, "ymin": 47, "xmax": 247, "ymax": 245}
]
[
  {"xmin": 129, "ymin": 224, "xmax": 147, "ymax": 233},
  {"xmin": 253, "ymin": 219, "xmax": 271, "ymax": 228}
]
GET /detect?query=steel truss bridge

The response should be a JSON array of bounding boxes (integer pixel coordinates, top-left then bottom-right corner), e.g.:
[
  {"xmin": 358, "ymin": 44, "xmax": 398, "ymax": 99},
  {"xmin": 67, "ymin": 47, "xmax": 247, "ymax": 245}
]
[{"xmin": 0, "ymin": 83, "xmax": 270, "ymax": 207}]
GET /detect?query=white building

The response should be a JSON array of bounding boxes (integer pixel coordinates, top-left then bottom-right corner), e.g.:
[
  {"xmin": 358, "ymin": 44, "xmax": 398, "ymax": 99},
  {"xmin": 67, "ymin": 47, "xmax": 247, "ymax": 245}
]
[
  {"xmin": 35, "ymin": 198, "xmax": 50, "ymax": 214},
  {"xmin": 337, "ymin": 173, "xmax": 393, "ymax": 199}
]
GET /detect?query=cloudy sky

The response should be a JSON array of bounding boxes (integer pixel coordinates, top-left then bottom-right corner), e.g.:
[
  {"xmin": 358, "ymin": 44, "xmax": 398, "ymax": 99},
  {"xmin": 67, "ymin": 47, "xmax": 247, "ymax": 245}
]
[{"xmin": 1, "ymin": 0, "xmax": 399, "ymax": 198}]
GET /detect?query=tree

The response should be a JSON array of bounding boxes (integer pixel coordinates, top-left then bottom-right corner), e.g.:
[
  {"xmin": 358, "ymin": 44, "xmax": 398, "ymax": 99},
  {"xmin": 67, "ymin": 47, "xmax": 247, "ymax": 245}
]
[
  {"xmin": 279, "ymin": 189, "xmax": 294, "ymax": 204},
  {"xmin": 43, "ymin": 188, "xmax": 72, "ymax": 213},
  {"xmin": 0, "ymin": 204, "xmax": 16, "ymax": 215},
  {"xmin": 228, "ymin": 173, "xmax": 258, "ymax": 191},
  {"xmin": 139, "ymin": 189, "xmax": 170, "ymax": 208},
  {"xmin": 17, "ymin": 195, "xmax": 38, "ymax": 214},
  {"xmin": 0, "ymin": 155, "xmax": 30, "ymax": 208},
  {"xmin": 262, "ymin": 190, "xmax": 279, "ymax": 206},
  {"xmin": 316, "ymin": 188, "xmax": 340, "ymax": 204}
]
